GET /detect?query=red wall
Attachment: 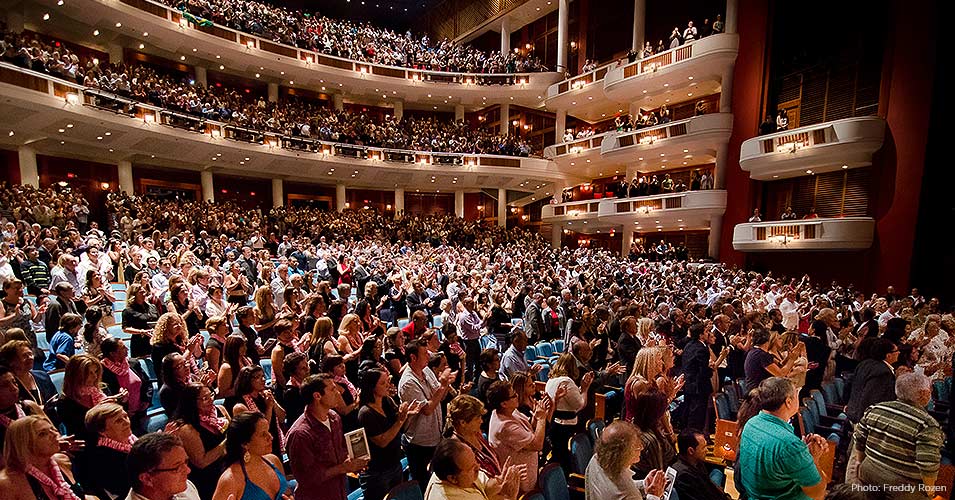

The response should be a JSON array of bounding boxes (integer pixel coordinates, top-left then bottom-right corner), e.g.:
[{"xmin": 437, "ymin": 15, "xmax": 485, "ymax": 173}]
[
  {"xmin": 1, "ymin": 150, "xmax": 20, "ymax": 184},
  {"xmin": 212, "ymin": 174, "xmax": 272, "ymax": 209}
]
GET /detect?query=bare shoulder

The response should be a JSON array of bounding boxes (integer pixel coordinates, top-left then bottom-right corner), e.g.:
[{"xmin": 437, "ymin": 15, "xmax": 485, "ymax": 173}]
[{"xmin": 0, "ymin": 469, "xmax": 33, "ymax": 500}]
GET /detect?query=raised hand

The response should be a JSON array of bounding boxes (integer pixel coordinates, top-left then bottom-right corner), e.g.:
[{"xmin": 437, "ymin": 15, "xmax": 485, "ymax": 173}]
[{"xmin": 644, "ymin": 469, "xmax": 666, "ymax": 497}]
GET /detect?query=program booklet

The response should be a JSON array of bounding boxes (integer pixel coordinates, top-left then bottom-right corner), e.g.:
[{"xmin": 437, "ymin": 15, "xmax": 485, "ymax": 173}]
[{"xmin": 345, "ymin": 428, "xmax": 371, "ymax": 461}]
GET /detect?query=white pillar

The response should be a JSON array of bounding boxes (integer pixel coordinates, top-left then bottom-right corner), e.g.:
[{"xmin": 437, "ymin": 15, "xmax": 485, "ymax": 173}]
[
  {"xmin": 200, "ymin": 170, "xmax": 214, "ymax": 202},
  {"xmin": 501, "ymin": 17, "xmax": 511, "ymax": 55},
  {"xmin": 720, "ymin": 66, "xmax": 734, "ymax": 113},
  {"xmin": 108, "ymin": 43, "xmax": 124, "ymax": 65},
  {"xmin": 500, "ymin": 103, "xmax": 510, "ymax": 136},
  {"xmin": 715, "ymin": 144, "xmax": 729, "ymax": 190},
  {"xmin": 394, "ymin": 188, "xmax": 404, "ymax": 218},
  {"xmin": 267, "ymin": 82, "xmax": 279, "ymax": 103},
  {"xmin": 555, "ymin": 109, "xmax": 567, "ymax": 143},
  {"xmin": 497, "ymin": 188, "xmax": 507, "ymax": 228},
  {"xmin": 272, "ymin": 178, "xmax": 283, "ymax": 208},
  {"xmin": 551, "ymin": 224, "xmax": 563, "ymax": 248},
  {"xmin": 393, "ymin": 100, "xmax": 404, "ymax": 121},
  {"xmin": 333, "ymin": 94, "xmax": 344, "ymax": 111},
  {"xmin": 632, "ymin": 0, "xmax": 646, "ymax": 52},
  {"xmin": 725, "ymin": 0, "xmax": 739, "ymax": 34},
  {"xmin": 17, "ymin": 146, "xmax": 38, "ymax": 188},
  {"xmin": 708, "ymin": 216, "xmax": 723, "ymax": 260},
  {"xmin": 336, "ymin": 182, "xmax": 346, "ymax": 212},
  {"xmin": 6, "ymin": 7, "xmax": 24, "ymax": 32},
  {"xmin": 556, "ymin": 0, "xmax": 569, "ymax": 74},
  {"xmin": 117, "ymin": 160, "xmax": 134, "ymax": 195},
  {"xmin": 455, "ymin": 104, "xmax": 465, "ymax": 122},
  {"xmin": 621, "ymin": 228, "xmax": 634, "ymax": 257},
  {"xmin": 454, "ymin": 190, "xmax": 465, "ymax": 218},
  {"xmin": 194, "ymin": 66, "xmax": 207, "ymax": 87},
  {"xmin": 629, "ymin": 102, "xmax": 640, "ymax": 120}
]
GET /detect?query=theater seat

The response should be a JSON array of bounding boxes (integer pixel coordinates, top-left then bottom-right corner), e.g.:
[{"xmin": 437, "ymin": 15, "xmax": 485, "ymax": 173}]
[
  {"xmin": 538, "ymin": 464, "xmax": 571, "ymax": 500},
  {"xmin": 383, "ymin": 480, "xmax": 421, "ymax": 500},
  {"xmin": 146, "ymin": 411, "xmax": 168, "ymax": 433},
  {"xmin": 569, "ymin": 433, "xmax": 592, "ymax": 476}
]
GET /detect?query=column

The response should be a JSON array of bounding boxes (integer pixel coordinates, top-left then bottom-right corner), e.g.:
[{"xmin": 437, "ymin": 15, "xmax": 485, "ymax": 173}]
[
  {"xmin": 17, "ymin": 146, "xmax": 38, "ymax": 188},
  {"xmin": 200, "ymin": 170, "xmax": 214, "ymax": 202},
  {"xmin": 194, "ymin": 66, "xmax": 207, "ymax": 87},
  {"xmin": 117, "ymin": 160, "xmax": 134, "ymax": 195},
  {"xmin": 6, "ymin": 7, "xmax": 24, "ymax": 32},
  {"xmin": 632, "ymin": 0, "xmax": 646, "ymax": 52},
  {"xmin": 267, "ymin": 82, "xmax": 279, "ymax": 103},
  {"xmin": 714, "ymin": 144, "xmax": 729, "ymax": 190},
  {"xmin": 336, "ymin": 182, "xmax": 346, "ymax": 212},
  {"xmin": 455, "ymin": 104, "xmax": 465, "ymax": 122},
  {"xmin": 333, "ymin": 94, "xmax": 344, "ymax": 111},
  {"xmin": 555, "ymin": 109, "xmax": 567, "ymax": 144},
  {"xmin": 454, "ymin": 190, "xmax": 464, "ymax": 218},
  {"xmin": 500, "ymin": 103, "xmax": 510, "ymax": 136},
  {"xmin": 394, "ymin": 188, "xmax": 404, "ymax": 218},
  {"xmin": 500, "ymin": 17, "xmax": 511, "ymax": 55},
  {"xmin": 272, "ymin": 178, "xmax": 283, "ymax": 208},
  {"xmin": 556, "ymin": 0, "xmax": 569, "ymax": 74},
  {"xmin": 708, "ymin": 216, "xmax": 723, "ymax": 260},
  {"xmin": 720, "ymin": 66, "xmax": 734, "ymax": 113},
  {"xmin": 108, "ymin": 42, "xmax": 124, "ymax": 65},
  {"xmin": 393, "ymin": 100, "xmax": 404, "ymax": 121},
  {"xmin": 621, "ymin": 228, "xmax": 634, "ymax": 257},
  {"xmin": 551, "ymin": 224, "xmax": 563, "ymax": 248},
  {"xmin": 629, "ymin": 102, "xmax": 639, "ymax": 120},
  {"xmin": 725, "ymin": 0, "xmax": 739, "ymax": 34},
  {"xmin": 497, "ymin": 188, "xmax": 507, "ymax": 228}
]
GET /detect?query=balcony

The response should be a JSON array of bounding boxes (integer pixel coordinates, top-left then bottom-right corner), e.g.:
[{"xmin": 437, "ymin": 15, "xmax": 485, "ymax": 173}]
[
  {"xmin": 0, "ymin": 62, "xmax": 567, "ymax": 190},
  {"xmin": 542, "ymin": 131, "xmax": 610, "ymax": 168},
  {"xmin": 603, "ymin": 34, "xmax": 738, "ymax": 107},
  {"xmin": 739, "ymin": 117, "xmax": 886, "ymax": 180},
  {"xmin": 732, "ymin": 217, "xmax": 876, "ymax": 251},
  {"xmin": 32, "ymin": 0, "xmax": 560, "ymax": 107},
  {"xmin": 599, "ymin": 113, "xmax": 733, "ymax": 165},
  {"xmin": 541, "ymin": 190, "xmax": 727, "ymax": 233},
  {"xmin": 544, "ymin": 63, "xmax": 624, "ymax": 121}
]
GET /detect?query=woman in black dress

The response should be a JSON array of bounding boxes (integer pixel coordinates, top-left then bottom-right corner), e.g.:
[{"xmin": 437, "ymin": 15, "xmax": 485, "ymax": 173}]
[
  {"xmin": 122, "ymin": 283, "xmax": 159, "ymax": 358},
  {"xmin": 320, "ymin": 355, "xmax": 360, "ymax": 432},
  {"xmin": 229, "ymin": 365, "xmax": 286, "ymax": 458},
  {"xmin": 167, "ymin": 383, "xmax": 229, "ymax": 499}
]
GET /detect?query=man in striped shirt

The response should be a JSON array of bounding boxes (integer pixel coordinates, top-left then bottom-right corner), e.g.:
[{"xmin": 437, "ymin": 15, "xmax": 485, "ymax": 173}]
[{"xmin": 852, "ymin": 372, "xmax": 943, "ymax": 498}]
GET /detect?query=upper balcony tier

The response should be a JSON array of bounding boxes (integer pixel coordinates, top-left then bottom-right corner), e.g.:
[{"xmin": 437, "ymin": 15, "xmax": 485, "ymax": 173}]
[
  {"xmin": 543, "ymin": 63, "xmax": 623, "ymax": 122},
  {"xmin": 541, "ymin": 189, "xmax": 727, "ymax": 234},
  {"xmin": 0, "ymin": 62, "xmax": 578, "ymax": 191},
  {"xmin": 739, "ymin": 117, "xmax": 886, "ymax": 180},
  {"xmin": 601, "ymin": 34, "xmax": 738, "ymax": 110},
  {"xmin": 732, "ymin": 217, "xmax": 876, "ymax": 251},
  {"xmin": 29, "ymin": 0, "xmax": 561, "ymax": 108}
]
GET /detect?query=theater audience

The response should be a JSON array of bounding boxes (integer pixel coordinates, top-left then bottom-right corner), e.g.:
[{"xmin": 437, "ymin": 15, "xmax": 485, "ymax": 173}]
[
  {"xmin": 166, "ymin": 383, "xmax": 229, "ymax": 499},
  {"xmin": 585, "ymin": 420, "xmax": 666, "ymax": 500},
  {"xmin": 76, "ymin": 402, "xmax": 135, "ymax": 499},
  {"xmin": 211, "ymin": 411, "xmax": 289, "ymax": 500},
  {"xmin": 0, "ymin": 416, "xmax": 87, "ymax": 498}
]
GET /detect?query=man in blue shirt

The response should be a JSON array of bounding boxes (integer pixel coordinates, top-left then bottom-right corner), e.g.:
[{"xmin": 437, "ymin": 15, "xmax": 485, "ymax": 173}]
[{"xmin": 738, "ymin": 376, "xmax": 829, "ymax": 500}]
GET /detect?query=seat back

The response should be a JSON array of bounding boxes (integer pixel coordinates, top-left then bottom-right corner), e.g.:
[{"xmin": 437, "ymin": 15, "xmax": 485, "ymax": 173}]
[
  {"xmin": 146, "ymin": 412, "xmax": 169, "ymax": 433},
  {"xmin": 809, "ymin": 390, "xmax": 832, "ymax": 418},
  {"xmin": 524, "ymin": 345, "xmax": 539, "ymax": 363},
  {"xmin": 536, "ymin": 342, "xmax": 555, "ymax": 358},
  {"xmin": 934, "ymin": 379, "xmax": 951, "ymax": 403},
  {"xmin": 833, "ymin": 377, "xmax": 846, "ymax": 403},
  {"xmin": 587, "ymin": 419, "xmax": 606, "ymax": 445},
  {"xmin": 49, "ymin": 370, "xmax": 66, "ymax": 395},
  {"xmin": 537, "ymin": 464, "xmax": 570, "ymax": 500},
  {"xmin": 821, "ymin": 382, "xmax": 839, "ymax": 406},
  {"xmin": 569, "ymin": 433, "xmax": 592, "ymax": 475},
  {"xmin": 553, "ymin": 339, "xmax": 565, "ymax": 353},
  {"xmin": 384, "ymin": 481, "xmax": 422, "ymax": 500},
  {"xmin": 431, "ymin": 315, "xmax": 443, "ymax": 328},
  {"xmin": 537, "ymin": 364, "xmax": 551, "ymax": 382},
  {"xmin": 713, "ymin": 392, "xmax": 733, "ymax": 421},
  {"xmin": 714, "ymin": 418, "xmax": 739, "ymax": 461}
]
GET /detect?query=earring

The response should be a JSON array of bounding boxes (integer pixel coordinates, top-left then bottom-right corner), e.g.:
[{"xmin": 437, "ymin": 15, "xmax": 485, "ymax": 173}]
[{"xmin": 243, "ymin": 450, "xmax": 251, "ymax": 463}]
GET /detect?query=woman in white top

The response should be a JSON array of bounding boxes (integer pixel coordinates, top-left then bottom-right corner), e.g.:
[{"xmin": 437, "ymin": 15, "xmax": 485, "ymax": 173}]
[{"xmin": 544, "ymin": 353, "xmax": 593, "ymax": 473}]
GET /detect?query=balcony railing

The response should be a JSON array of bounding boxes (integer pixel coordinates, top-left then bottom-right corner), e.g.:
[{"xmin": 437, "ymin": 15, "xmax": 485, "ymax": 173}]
[
  {"xmin": 546, "ymin": 63, "xmax": 614, "ymax": 99},
  {"xmin": 732, "ymin": 217, "xmax": 876, "ymax": 251},
  {"xmin": 541, "ymin": 190, "xmax": 727, "ymax": 226},
  {"xmin": 541, "ymin": 199, "xmax": 602, "ymax": 219},
  {"xmin": 543, "ymin": 131, "xmax": 610, "ymax": 158}
]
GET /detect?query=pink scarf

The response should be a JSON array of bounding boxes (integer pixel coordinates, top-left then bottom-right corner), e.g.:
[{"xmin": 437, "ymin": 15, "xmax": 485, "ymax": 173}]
[
  {"xmin": 101, "ymin": 357, "xmax": 129, "ymax": 377},
  {"xmin": 334, "ymin": 374, "xmax": 359, "ymax": 401},
  {"xmin": 97, "ymin": 434, "xmax": 137, "ymax": 453},
  {"xmin": 76, "ymin": 385, "xmax": 107, "ymax": 408},
  {"xmin": 25, "ymin": 457, "xmax": 81, "ymax": 500},
  {"xmin": 199, "ymin": 407, "xmax": 228, "ymax": 435},
  {"xmin": 243, "ymin": 394, "xmax": 285, "ymax": 453},
  {"xmin": 0, "ymin": 403, "xmax": 26, "ymax": 427}
]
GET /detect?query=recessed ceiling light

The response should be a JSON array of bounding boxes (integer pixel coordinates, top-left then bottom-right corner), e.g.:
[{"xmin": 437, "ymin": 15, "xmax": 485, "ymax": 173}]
[
  {"xmin": 104, "ymin": 132, "xmax": 111, "ymax": 136},
  {"xmin": 115, "ymin": 22, "xmax": 122, "ymax": 27},
  {"xmin": 42, "ymin": 13, "xmax": 50, "ymax": 20},
  {"xmin": 58, "ymin": 128, "xmax": 65, "ymax": 133},
  {"xmin": 842, "ymin": 165, "xmax": 848, "ymax": 169},
  {"xmin": 139, "ymin": 44, "xmax": 145, "ymax": 49},
  {"xmin": 143, "ymin": 32, "xmax": 148, "ymax": 36},
  {"xmin": 93, "ymin": 29, "xmax": 99, "ymax": 36},
  {"xmin": 180, "ymin": 56, "xmax": 186, "ymax": 61},
  {"xmin": 96, "ymin": 136, "xmax": 103, "ymax": 140}
]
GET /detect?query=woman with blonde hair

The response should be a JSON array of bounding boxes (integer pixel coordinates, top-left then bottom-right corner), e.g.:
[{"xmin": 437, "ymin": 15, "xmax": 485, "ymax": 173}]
[
  {"xmin": 545, "ymin": 353, "xmax": 594, "ymax": 472},
  {"xmin": 337, "ymin": 313, "xmax": 365, "ymax": 378},
  {"xmin": 0, "ymin": 415, "xmax": 86, "ymax": 499},
  {"xmin": 60, "ymin": 354, "xmax": 126, "ymax": 438},
  {"xmin": 636, "ymin": 317, "xmax": 655, "ymax": 345},
  {"xmin": 623, "ymin": 346, "xmax": 684, "ymax": 423},
  {"xmin": 307, "ymin": 316, "xmax": 338, "ymax": 372},
  {"xmin": 444, "ymin": 395, "xmax": 508, "ymax": 485},
  {"xmin": 150, "ymin": 312, "xmax": 202, "ymax": 388},
  {"xmin": 253, "ymin": 286, "xmax": 278, "ymax": 341}
]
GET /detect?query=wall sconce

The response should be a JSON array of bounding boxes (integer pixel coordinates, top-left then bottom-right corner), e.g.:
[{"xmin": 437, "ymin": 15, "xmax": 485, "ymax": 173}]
[
  {"xmin": 246, "ymin": 40, "xmax": 255, "ymax": 49},
  {"xmin": 143, "ymin": 112, "xmax": 155, "ymax": 123},
  {"xmin": 512, "ymin": 120, "xmax": 520, "ymax": 127},
  {"xmin": 65, "ymin": 93, "xmax": 79, "ymax": 105},
  {"xmin": 211, "ymin": 128, "xmax": 221, "ymax": 138},
  {"xmin": 100, "ymin": 182, "xmax": 110, "ymax": 190},
  {"xmin": 344, "ymin": 202, "xmax": 351, "ymax": 208},
  {"xmin": 386, "ymin": 204, "xmax": 392, "ymax": 210},
  {"xmin": 179, "ymin": 18, "xmax": 188, "ymax": 28}
]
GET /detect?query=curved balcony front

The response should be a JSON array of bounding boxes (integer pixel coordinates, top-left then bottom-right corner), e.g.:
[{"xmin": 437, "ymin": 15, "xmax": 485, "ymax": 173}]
[
  {"xmin": 732, "ymin": 217, "xmax": 876, "ymax": 251},
  {"xmin": 739, "ymin": 117, "xmax": 886, "ymax": 180},
  {"xmin": 32, "ymin": 0, "xmax": 561, "ymax": 108},
  {"xmin": 598, "ymin": 113, "xmax": 733, "ymax": 168},
  {"xmin": 0, "ymin": 62, "xmax": 567, "ymax": 190},
  {"xmin": 541, "ymin": 190, "xmax": 727, "ymax": 233},
  {"xmin": 543, "ymin": 131, "xmax": 611, "ymax": 169},
  {"xmin": 603, "ymin": 34, "xmax": 738, "ymax": 108},
  {"xmin": 544, "ymin": 64, "xmax": 623, "ymax": 121}
]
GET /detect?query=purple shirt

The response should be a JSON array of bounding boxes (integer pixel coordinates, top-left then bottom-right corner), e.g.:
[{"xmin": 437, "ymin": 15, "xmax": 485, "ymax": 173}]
[
  {"xmin": 455, "ymin": 310, "xmax": 483, "ymax": 340},
  {"xmin": 287, "ymin": 409, "xmax": 348, "ymax": 500}
]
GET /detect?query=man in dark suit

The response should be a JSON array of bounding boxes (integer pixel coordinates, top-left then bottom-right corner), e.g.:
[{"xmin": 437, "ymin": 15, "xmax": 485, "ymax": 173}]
[
  {"xmin": 682, "ymin": 323, "xmax": 717, "ymax": 432},
  {"xmin": 673, "ymin": 429, "xmax": 732, "ymax": 500},
  {"xmin": 845, "ymin": 338, "xmax": 898, "ymax": 423},
  {"xmin": 616, "ymin": 316, "xmax": 642, "ymax": 376}
]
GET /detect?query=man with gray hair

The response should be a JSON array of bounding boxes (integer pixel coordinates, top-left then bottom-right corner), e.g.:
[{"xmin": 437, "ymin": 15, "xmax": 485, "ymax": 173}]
[
  {"xmin": 851, "ymin": 372, "xmax": 943, "ymax": 498},
  {"xmin": 523, "ymin": 293, "xmax": 544, "ymax": 342}
]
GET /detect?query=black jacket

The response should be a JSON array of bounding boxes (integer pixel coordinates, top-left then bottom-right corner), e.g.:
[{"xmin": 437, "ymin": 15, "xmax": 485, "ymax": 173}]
[
  {"xmin": 682, "ymin": 340, "xmax": 714, "ymax": 395},
  {"xmin": 673, "ymin": 456, "xmax": 732, "ymax": 500},
  {"xmin": 846, "ymin": 358, "xmax": 896, "ymax": 422},
  {"xmin": 616, "ymin": 332, "xmax": 642, "ymax": 376}
]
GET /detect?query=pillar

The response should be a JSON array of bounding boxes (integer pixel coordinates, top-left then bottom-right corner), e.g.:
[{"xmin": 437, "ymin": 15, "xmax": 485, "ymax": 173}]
[
  {"xmin": 17, "ymin": 146, "xmax": 38, "ymax": 188},
  {"xmin": 632, "ymin": 0, "xmax": 646, "ymax": 52},
  {"xmin": 556, "ymin": 0, "xmax": 569, "ymax": 74},
  {"xmin": 194, "ymin": 66, "xmax": 207, "ymax": 87},
  {"xmin": 108, "ymin": 43, "xmax": 124, "ymax": 65},
  {"xmin": 454, "ymin": 190, "xmax": 464, "ymax": 218},
  {"xmin": 200, "ymin": 170, "xmax": 214, "ymax": 202},
  {"xmin": 393, "ymin": 100, "xmax": 404, "ymax": 121},
  {"xmin": 6, "ymin": 7, "xmax": 24, "ymax": 33},
  {"xmin": 621, "ymin": 229, "xmax": 634, "ymax": 257},
  {"xmin": 708, "ymin": 216, "xmax": 723, "ymax": 260},
  {"xmin": 501, "ymin": 17, "xmax": 511, "ymax": 55},
  {"xmin": 272, "ymin": 178, "xmax": 283, "ymax": 208},
  {"xmin": 117, "ymin": 160, "xmax": 133, "ymax": 195},
  {"xmin": 500, "ymin": 103, "xmax": 510, "ymax": 136},
  {"xmin": 455, "ymin": 104, "xmax": 465, "ymax": 122},
  {"xmin": 715, "ymin": 144, "xmax": 729, "ymax": 190},
  {"xmin": 267, "ymin": 82, "xmax": 278, "ymax": 103},
  {"xmin": 336, "ymin": 182, "xmax": 346, "ymax": 212},
  {"xmin": 555, "ymin": 109, "xmax": 567, "ymax": 143},
  {"xmin": 551, "ymin": 224, "xmax": 563, "ymax": 248},
  {"xmin": 629, "ymin": 102, "xmax": 640, "ymax": 119},
  {"xmin": 394, "ymin": 188, "xmax": 404, "ymax": 218},
  {"xmin": 333, "ymin": 94, "xmax": 344, "ymax": 111},
  {"xmin": 497, "ymin": 188, "xmax": 507, "ymax": 228},
  {"xmin": 725, "ymin": 0, "xmax": 739, "ymax": 34},
  {"xmin": 720, "ymin": 66, "xmax": 734, "ymax": 114}
]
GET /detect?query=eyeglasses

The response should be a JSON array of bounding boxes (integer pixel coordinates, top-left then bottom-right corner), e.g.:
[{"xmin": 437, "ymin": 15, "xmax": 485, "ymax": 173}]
[{"xmin": 150, "ymin": 460, "xmax": 189, "ymax": 474}]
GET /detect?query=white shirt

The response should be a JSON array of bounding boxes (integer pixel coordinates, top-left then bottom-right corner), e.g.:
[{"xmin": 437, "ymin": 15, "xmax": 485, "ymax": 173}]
[
  {"xmin": 126, "ymin": 481, "xmax": 201, "ymax": 500},
  {"xmin": 545, "ymin": 376, "xmax": 585, "ymax": 425}
]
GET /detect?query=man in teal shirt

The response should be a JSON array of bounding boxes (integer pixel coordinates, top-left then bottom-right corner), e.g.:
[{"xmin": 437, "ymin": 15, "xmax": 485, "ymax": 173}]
[{"xmin": 738, "ymin": 377, "xmax": 829, "ymax": 500}]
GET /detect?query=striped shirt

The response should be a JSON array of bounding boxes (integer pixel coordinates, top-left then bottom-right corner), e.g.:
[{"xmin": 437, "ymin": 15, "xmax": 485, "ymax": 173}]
[{"xmin": 853, "ymin": 400, "xmax": 944, "ymax": 480}]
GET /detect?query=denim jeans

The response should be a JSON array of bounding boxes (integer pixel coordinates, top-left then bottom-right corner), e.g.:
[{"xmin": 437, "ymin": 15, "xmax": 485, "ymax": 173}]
[{"xmin": 360, "ymin": 462, "xmax": 404, "ymax": 500}]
